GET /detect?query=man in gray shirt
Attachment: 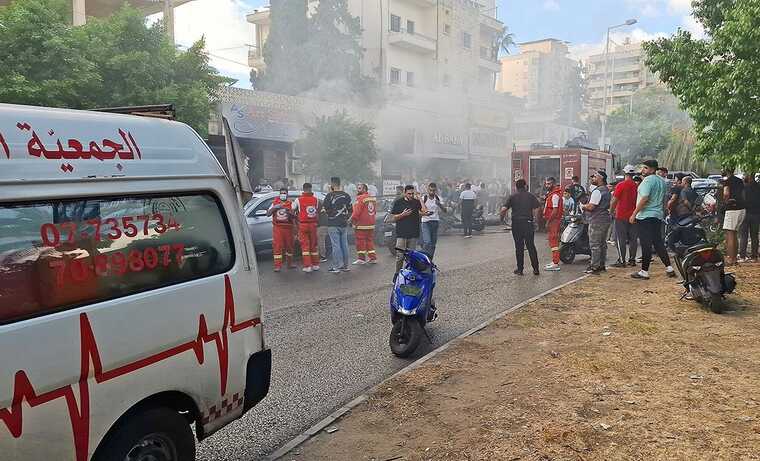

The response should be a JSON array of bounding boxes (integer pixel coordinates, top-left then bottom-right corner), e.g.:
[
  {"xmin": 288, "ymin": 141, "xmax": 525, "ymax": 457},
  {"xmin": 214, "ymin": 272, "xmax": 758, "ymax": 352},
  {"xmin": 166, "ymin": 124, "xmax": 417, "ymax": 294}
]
[{"xmin": 581, "ymin": 170, "xmax": 612, "ymax": 274}]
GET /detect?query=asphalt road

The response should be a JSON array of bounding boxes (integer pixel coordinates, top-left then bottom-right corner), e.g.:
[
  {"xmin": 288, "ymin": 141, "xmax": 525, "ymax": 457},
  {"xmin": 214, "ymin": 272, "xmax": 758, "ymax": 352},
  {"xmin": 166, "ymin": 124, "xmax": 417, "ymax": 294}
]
[{"xmin": 196, "ymin": 230, "xmax": 586, "ymax": 461}]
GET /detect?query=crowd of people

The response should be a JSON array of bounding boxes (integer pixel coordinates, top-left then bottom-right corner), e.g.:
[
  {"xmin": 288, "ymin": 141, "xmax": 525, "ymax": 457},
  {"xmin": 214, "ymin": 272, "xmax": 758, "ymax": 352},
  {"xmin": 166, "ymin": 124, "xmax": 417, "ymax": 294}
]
[{"xmin": 263, "ymin": 164, "xmax": 759, "ymax": 279}]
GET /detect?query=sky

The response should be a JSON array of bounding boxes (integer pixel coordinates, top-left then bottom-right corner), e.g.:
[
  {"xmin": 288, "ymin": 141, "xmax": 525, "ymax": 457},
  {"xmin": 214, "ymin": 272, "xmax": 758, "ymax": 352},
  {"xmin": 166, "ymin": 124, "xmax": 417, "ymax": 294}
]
[{"xmin": 168, "ymin": 0, "xmax": 706, "ymax": 89}]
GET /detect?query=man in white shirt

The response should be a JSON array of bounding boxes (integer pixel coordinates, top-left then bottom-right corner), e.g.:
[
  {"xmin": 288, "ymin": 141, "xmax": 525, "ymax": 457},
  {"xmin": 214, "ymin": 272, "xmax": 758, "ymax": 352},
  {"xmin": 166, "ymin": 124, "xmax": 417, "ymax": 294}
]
[
  {"xmin": 421, "ymin": 183, "xmax": 447, "ymax": 257},
  {"xmin": 459, "ymin": 183, "xmax": 477, "ymax": 238}
]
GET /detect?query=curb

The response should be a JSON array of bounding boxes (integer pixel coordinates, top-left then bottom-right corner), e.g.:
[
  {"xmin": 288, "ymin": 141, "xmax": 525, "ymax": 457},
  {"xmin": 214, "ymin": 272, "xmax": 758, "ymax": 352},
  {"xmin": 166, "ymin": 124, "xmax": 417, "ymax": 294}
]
[{"xmin": 265, "ymin": 274, "xmax": 588, "ymax": 461}]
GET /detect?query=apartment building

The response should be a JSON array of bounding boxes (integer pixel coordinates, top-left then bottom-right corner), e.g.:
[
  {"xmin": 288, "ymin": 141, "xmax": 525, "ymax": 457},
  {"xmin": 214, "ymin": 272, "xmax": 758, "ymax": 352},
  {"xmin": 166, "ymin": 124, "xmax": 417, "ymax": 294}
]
[
  {"xmin": 496, "ymin": 39, "xmax": 577, "ymax": 111},
  {"xmin": 241, "ymin": 0, "xmax": 520, "ymax": 181},
  {"xmin": 247, "ymin": 0, "xmax": 504, "ymax": 95},
  {"xmin": 586, "ymin": 39, "xmax": 663, "ymax": 114}
]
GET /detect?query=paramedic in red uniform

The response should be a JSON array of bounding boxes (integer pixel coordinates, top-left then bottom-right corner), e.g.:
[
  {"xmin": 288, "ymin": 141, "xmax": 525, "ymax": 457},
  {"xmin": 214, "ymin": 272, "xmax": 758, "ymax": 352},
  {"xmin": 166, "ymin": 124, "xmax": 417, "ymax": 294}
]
[
  {"xmin": 292, "ymin": 183, "xmax": 321, "ymax": 273},
  {"xmin": 543, "ymin": 177, "xmax": 564, "ymax": 272},
  {"xmin": 351, "ymin": 183, "xmax": 378, "ymax": 264},
  {"xmin": 267, "ymin": 187, "xmax": 296, "ymax": 272}
]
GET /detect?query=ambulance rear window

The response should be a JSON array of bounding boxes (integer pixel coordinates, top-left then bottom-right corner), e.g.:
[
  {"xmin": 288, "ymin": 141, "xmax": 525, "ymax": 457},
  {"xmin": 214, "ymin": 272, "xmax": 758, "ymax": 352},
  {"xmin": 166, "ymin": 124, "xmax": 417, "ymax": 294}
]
[{"xmin": 0, "ymin": 193, "xmax": 234, "ymax": 324}]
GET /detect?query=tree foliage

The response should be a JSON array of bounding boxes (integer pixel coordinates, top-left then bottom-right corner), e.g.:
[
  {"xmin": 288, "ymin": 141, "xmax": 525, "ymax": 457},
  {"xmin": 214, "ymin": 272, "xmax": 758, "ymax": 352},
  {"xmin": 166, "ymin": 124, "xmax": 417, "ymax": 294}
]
[
  {"xmin": 259, "ymin": 0, "xmax": 374, "ymax": 101},
  {"xmin": 606, "ymin": 87, "xmax": 690, "ymax": 164},
  {"xmin": 644, "ymin": 0, "xmax": 760, "ymax": 171},
  {"xmin": 659, "ymin": 128, "xmax": 717, "ymax": 176},
  {"xmin": 301, "ymin": 111, "xmax": 378, "ymax": 183},
  {"xmin": 0, "ymin": 0, "xmax": 231, "ymax": 137}
]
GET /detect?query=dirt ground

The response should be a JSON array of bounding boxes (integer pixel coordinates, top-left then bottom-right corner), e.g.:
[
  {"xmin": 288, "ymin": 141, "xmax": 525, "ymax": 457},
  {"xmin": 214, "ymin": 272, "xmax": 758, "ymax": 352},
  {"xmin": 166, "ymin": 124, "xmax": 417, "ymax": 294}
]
[{"xmin": 292, "ymin": 263, "xmax": 760, "ymax": 461}]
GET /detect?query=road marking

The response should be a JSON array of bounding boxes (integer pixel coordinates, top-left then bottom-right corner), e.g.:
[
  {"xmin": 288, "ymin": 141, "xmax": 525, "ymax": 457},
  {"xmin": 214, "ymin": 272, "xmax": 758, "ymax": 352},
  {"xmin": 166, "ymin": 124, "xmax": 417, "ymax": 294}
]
[{"xmin": 264, "ymin": 274, "xmax": 589, "ymax": 460}]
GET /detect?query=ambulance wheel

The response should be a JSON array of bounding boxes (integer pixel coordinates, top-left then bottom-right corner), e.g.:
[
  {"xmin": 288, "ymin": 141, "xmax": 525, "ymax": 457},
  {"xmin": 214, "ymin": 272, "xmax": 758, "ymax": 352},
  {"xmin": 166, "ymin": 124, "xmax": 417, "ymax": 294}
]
[
  {"xmin": 390, "ymin": 317, "xmax": 423, "ymax": 358},
  {"xmin": 93, "ymin": 407, "xmax": 195, "ymax": 461},
  {"xmin": 559, "ymin": 244, "xmax": 576, "ymax": 264}
]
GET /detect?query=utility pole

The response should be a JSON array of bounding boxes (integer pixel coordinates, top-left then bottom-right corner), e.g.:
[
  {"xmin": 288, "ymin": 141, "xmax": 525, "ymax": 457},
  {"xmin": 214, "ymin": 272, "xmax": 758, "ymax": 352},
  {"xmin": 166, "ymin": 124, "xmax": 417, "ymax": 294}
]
[{"xmin": 73, "ymin": 0, "xmax": 86, "ymax": 26}]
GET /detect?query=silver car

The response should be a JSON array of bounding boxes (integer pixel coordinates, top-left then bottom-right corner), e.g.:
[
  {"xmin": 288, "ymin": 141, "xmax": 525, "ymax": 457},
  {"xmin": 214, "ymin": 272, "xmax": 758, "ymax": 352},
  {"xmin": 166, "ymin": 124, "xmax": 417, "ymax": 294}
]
[{"xmin": 244, "ymin": 191, "xmax": 386, "ymax": 254}]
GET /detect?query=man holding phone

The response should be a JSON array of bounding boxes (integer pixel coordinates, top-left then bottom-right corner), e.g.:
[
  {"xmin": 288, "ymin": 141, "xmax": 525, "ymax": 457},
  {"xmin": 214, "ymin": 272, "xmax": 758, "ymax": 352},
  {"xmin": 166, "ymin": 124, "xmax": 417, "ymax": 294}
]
[{"xmin": 391, "ymin": 185, "xmax": 427, "ymax": 272}]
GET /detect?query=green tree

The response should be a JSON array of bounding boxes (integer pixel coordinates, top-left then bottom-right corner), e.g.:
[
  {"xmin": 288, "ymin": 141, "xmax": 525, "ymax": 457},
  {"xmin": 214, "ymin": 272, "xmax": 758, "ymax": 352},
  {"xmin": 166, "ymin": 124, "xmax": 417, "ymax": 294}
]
[
  {"xmin": 0, "ymin": 0, "xmax": 230, "ymax": 137},
  {"xmin": 301, "ymin": 111, "xmax": 378, "ymax": 182},
  {"xmin": 659, "ymin": 128, "xmax": 717, "ymax": 176},
  {"xmin": 259, "ymin": 0, "xmax": 372, "ymax": 101},
  {"xmin": 644, "ymin": 0, "xmax": 760, "ymax": 171},
  {"xmin": 605, "ymin": 87, "xmax": 690, "ymax": 164}
]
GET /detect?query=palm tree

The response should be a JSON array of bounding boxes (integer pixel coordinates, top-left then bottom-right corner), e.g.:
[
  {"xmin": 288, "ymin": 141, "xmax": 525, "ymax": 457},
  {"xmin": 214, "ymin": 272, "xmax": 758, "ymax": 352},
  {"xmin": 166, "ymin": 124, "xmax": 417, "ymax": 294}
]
[
  {"xmin": 491, "ymin": 27, "xmax": 515, "ymax": 60},
  {"xmin": 659, "ymin": 128, "xmax": 716, "ymax": 176}
]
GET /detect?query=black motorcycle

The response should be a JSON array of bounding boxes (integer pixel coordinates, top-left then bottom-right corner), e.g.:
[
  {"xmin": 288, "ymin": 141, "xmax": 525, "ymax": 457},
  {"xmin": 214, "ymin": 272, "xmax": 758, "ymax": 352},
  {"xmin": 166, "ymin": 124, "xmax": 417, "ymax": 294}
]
[
  {"xmin": 439, "ymin": 204, "xmax": 486, "ymax": 235},
  {"xmin": 667, "ymin": 215, "xmax": 736, "ymax": 313}
]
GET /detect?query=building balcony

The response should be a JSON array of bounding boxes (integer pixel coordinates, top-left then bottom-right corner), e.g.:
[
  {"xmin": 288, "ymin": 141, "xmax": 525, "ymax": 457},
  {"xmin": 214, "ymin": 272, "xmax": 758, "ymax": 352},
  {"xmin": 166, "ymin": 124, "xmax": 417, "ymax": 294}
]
[
  {"xmin": 479, "ymin": 13, "xmax": 504, "ymax": 32},
  {"xmin": 479, "ymin": 56, "xmax": 501, "ymax": 73},
  {"xmin": 388, "ymin": 30, "xmax": 437, "ymax": 54}
]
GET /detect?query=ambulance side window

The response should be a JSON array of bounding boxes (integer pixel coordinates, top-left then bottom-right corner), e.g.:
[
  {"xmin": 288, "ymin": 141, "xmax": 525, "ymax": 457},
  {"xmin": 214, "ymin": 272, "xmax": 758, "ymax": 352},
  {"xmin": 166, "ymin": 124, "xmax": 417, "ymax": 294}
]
[{"xmin": 0, "ymin": 193, "xmax": 234, "ymax": 325}]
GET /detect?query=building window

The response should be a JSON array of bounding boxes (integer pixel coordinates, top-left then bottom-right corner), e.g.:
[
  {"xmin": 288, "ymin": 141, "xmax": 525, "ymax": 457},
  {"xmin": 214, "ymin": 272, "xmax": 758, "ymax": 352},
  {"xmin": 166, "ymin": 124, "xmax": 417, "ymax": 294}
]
[
  {"xmin": 442, "ymin": 74, "xmax": 450, "ymax": 87},
  {"xmin": 390, "ymin": 67, "xmax": 400, "ymax": 84},
  {"xmin": 443, "ymin": 24, "xmax": 451, "ymax": 35},
  {"xmin": 463, "ymin": 32, "xmax": 472, "ymax": 49},
  {"xmin": 407, "ymin": 20, "xmax": 415, "ymax": 34},
  {"xmin": 390, "ymin": 14, "xmax": 401, "ymax": 32},
  {"xmin": 407, "ymin": 71, "xmax": 415, "ymax": 87}
]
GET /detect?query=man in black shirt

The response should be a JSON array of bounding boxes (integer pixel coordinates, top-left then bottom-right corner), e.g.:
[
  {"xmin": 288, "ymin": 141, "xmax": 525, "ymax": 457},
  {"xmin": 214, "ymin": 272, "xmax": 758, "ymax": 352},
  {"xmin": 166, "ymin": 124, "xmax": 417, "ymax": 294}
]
[
  {"xmin": 739, "ymin": 173, "xmax": 760, "ymax": 262},
  {"xmin": 391, "ymin": 185, "xmax": 426, "ymax": 272},
  {"xmin": 501, "ymin": 179, "xmax": 541, "ymax": 275},
  {"xmin": 722, "ymin": 168, "xmax": 746, "ymax": 265},
  {"xmin": 322, "ymin": 177, "xmax": 353, "ymax": 273}
]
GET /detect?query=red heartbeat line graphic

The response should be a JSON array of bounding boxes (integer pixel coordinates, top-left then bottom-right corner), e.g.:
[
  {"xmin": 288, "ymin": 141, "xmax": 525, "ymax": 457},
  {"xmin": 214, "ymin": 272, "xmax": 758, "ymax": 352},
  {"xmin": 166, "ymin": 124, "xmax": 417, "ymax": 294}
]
[
  {"xmin": 0, "ymin": 132, "xmax": 8, "ymax": 159},
  {"xmin": 0, "ymin": 275, "xmax": 260, "ymax": 461}
]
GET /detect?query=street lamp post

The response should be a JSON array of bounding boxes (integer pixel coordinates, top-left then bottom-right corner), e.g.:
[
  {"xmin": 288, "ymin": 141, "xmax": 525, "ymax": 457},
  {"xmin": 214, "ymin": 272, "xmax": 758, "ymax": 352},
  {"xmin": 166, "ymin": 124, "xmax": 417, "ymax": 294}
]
[{"xmin": 600, "ymin": 18, "xmax": 637, "ymax": 151}]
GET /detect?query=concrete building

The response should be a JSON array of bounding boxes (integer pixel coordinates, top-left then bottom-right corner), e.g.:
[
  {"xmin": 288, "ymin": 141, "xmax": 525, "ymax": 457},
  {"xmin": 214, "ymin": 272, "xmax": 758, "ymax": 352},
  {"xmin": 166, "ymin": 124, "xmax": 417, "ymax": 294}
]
[
  {"xmin": 247, "ymin": 0, "xmax": 504, "ymax": 94},
  {"xmin": 0, "ymin": 0, "xmax": 194, "ymax": 41},
  {"xmin": 496, "ymin": 38, "xmax": 577, "ymax": 112},
  {"xmin": 237, "ymin": 0, "xmax": 521, "ymax": 184},
  {"xmin": 586, "ymin": 39, "xmax": 663, "ymax": 114}
]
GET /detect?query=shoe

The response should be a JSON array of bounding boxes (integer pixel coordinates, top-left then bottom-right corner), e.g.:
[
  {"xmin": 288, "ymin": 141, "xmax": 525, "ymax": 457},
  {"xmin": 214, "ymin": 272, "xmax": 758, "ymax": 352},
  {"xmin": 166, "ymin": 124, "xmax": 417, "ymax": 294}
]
[
  {"xmin": 340, "ymin": 266, "xmax": 351, "ymax": 272},
  {"xmin": 328, "ymin": 268, "xmax": 341, "ymax": 274},
  {"xmin": 514, "ymin": 269, "xmax": 524, "ymax": 276},
  {"xmin": 311, "ymin": 265, "xmax": 320, "ymax": 271},
  {"xmin": 368, "ymin": 259, "xmax": 378, "ymax": 264},
  {"xmin": 585, "ymin": 267, "xmax": 603, "ymax": 275},
  {"xmin": 545, "ymin": 263, "xmax": 561, "ymax": 272},
  {"xmin": 464, "ymin": 235, "xmax": 473, "ymax": 239},
  {"xmin": 628, "ymin": 260, "xmax": 637, "ymax": 267},
  {"xmin": 302, "ymin": 267, "xmax": 312, "ymax": 273},
  {"xmin": 631, "ymin": 271, "xmax": 649, "ymax": 280},
  {"xmin": 273, "ymin": 267, "xmax": 281, "ymax": 273},
  {"xmin": 666, "ymin": 268, "xmax": 677, "ymax": 278},
  {"xmin": 320, "ymin": 257, "xmax": 329, "ymax": 263},
  {"xmin": 533, "ymin": 269, "xmax": 540, "ymax": 275},
  {"xmin": 612, "ymin": 261, "xmax": 627, "ymax": 268},
  {"xmin": 352, "ymin": 259, "xmax": 367, "ymax": 265}
]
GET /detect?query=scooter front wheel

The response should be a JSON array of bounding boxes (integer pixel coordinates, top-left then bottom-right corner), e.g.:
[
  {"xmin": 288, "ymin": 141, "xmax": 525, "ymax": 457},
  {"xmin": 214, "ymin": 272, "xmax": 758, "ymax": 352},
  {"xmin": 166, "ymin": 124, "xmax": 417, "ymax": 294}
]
[
  {"xmin": 703, "ymin": 293, "xmax": 724, "ymax": 314},
  {"xmin": 390, "ymin": 317, "xmax": 423, "ymax": 358}
]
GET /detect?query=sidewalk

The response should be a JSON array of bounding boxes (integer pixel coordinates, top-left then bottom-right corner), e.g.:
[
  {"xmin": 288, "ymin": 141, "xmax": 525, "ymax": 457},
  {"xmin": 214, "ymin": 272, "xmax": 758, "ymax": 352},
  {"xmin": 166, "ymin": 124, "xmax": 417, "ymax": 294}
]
[{"xmin": 289, "ymin": 264, "xmax": 760, "ymax": 461}]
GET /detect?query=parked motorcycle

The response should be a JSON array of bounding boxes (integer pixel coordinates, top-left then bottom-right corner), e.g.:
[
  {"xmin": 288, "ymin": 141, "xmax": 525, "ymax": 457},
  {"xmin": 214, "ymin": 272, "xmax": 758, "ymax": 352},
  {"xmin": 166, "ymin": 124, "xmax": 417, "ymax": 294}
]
[
  {"xmin": 389, "ymin": 248, "xmax": 438, "ymax": 358},
  {"xmin": 667, "ymin": 215, "xmax": 736, "ymax": 313},
  {"xmin": 559, "ymin": 214, "xmax": 591, "ymax": 264},
  {"xmin": 439, "ymin": 204, "xmax": 486, "ymax": 235}
]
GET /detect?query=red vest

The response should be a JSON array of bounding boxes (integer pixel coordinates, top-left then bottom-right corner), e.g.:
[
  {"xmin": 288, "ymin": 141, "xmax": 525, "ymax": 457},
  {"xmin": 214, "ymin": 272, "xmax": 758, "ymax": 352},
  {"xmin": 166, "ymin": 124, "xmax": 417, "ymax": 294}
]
[
  {"xmin": 544, "ymin": 187, "xmax": 564, "ymax": 221},
  {"xmin": 271, "ymin": 197, "xmax": 293, "ymax": 227},
  {"xmin": 297, "ymin": 193, "xmax": 319, "ymax": 224},
  {"xmin": 351, "ymin": 192, "xmax": 377, "ymax": 230}
]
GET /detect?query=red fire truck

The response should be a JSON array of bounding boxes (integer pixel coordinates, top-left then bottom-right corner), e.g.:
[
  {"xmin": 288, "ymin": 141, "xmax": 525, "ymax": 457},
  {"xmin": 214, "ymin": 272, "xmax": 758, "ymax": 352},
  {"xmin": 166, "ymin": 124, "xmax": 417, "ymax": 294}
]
[{"xmin": 508, "ymin": 147, "xmax": 614, "ymax": 195}]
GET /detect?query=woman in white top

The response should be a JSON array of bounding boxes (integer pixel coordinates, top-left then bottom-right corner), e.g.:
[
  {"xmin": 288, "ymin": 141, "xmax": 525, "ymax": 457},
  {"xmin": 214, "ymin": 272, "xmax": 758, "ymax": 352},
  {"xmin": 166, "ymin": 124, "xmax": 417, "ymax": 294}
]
[{"xmin": 421, "ymin": 183, "xmax": 446, "ymax": 257}]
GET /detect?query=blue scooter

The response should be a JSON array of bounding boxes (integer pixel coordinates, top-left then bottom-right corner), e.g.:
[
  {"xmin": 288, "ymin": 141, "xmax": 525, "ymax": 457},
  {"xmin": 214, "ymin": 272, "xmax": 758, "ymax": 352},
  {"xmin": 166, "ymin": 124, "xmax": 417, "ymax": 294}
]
[{"xmin": 389, "ymin": 248, "xmax": 438, "ymax": 358}]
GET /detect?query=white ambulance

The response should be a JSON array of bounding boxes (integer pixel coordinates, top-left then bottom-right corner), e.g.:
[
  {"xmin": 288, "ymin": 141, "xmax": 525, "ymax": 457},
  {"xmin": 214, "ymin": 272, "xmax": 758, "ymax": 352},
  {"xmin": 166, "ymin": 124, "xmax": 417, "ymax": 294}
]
[{"xmin": 0, "ymin": 104, "xmax": 270, "ymax": 461}]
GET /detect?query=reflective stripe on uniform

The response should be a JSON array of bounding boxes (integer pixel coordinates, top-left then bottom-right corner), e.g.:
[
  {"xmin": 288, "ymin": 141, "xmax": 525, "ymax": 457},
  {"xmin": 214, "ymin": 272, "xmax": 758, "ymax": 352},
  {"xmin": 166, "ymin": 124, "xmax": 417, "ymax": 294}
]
[
  {"xmin": 551, "ymin": 247, "xmax": 560, "ymax": 251},
  {"xmin": 356, "ymin": 225, "xmax": 375, "ymax": 230},
  {"xmin": 273, "ymin": 255, "xmax": 283, "ymax": 259},
  {"xmin": 367, "ymin": 250, "xmax": 376, "ymax": 254}
]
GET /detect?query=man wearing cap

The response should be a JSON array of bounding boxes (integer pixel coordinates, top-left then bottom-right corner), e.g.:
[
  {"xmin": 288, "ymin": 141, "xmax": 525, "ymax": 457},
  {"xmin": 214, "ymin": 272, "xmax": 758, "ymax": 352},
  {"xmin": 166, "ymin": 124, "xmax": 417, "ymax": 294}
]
[
  {"xmin": 610, "ymin": 165, "xmax": 639, "ymax": 267},
  {"xmin": 629, "ymin": 159, "xmax": 677, "ymax": 279},
  {"xmin": 581, "ymin": 169, "xmax": 612, "ymax": 274}
]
